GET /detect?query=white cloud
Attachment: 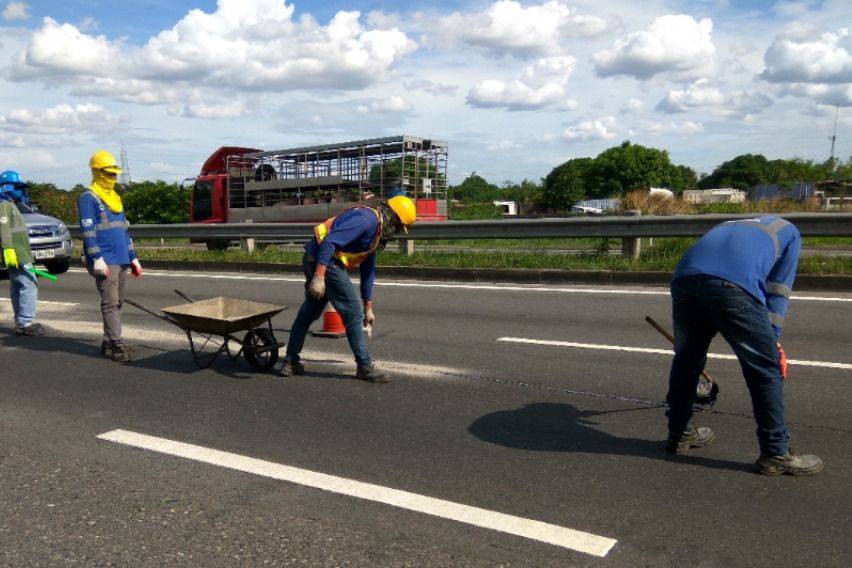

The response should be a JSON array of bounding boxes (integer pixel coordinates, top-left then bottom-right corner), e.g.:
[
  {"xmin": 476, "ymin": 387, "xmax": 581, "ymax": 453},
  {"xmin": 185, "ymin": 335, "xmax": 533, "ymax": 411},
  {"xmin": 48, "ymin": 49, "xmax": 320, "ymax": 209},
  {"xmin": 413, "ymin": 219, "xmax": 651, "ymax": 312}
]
[
  {"xmin": 403, "ymin": 79, "xmax": 458, "ymax": 96},
  {"xmin": 643, "ymin": 120, "xmax": 704, "ymax": 135},
  {"xmin": 11, "ymin": 1, "xmax": 417, "ymax": 103},
  {"xmin": 183, "ymin": 100, "xmax": 249, "ymax": 119},
  {"xmin": 439, "ymin": 1, "xmax": 612, "ymax": 58},
  {"xmin": 760, "ymin": 26, "xmax": 851, "ymax": 84},
  {"xmin": 355, "ymin": 96, "xmax": 411, "ymax": 114},
  {"xmin": 467, "ymin": 56, "xmax": 578, "ymax": 111},
  {"xmin": 778, "ymin": 82, "xmax": 852, "ymax": 106},
  {"xmin": 0, "ymin": 103, "xmax": 128, "ymax": 135},
  {"xmin": 562, "ymin": 116, "xmax": 617, "ymax": 141},
  {"xmin": 2, "ymin": 2, "xmax": 29, "ymax": 21},
  {"xmin": 656, "ymin": 80, "xmax": 773, "ymax": 116},
  {"xmin": 593, "ymin": 14, "xmax": 715, "ymax": 80},
  {"xmin": 620, "ymin": 98, "xmax": 644, "ymax": 114}
]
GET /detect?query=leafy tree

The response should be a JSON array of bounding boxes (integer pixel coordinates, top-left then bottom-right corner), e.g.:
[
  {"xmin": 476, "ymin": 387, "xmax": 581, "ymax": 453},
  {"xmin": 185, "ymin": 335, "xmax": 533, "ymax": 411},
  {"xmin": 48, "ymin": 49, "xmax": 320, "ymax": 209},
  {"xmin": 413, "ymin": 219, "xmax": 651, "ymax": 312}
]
[
  {"xmin": 122, "ymin": 180, "xmax": 189, "ymax": 224},
  {"xmin": 25, "ymin": 182, "xmax": 85, "ymax": 224},
  {"xmin": 586, "ymin": 141, "xmax": 687, "ymax": 198},
  {"xmin": 449, "ymin": 173, "xmax": 502, "ymax": 203},
  {"xmin": 542, "ymin": 158, "xmax": 592, "ymax": 210},
  {"xmin": 699, "ymin": 154, "xmax": 770, "ymax": 189},
  {"xmin": 501, "ymin": 178, "xmax": 543, "ymax": 215}
]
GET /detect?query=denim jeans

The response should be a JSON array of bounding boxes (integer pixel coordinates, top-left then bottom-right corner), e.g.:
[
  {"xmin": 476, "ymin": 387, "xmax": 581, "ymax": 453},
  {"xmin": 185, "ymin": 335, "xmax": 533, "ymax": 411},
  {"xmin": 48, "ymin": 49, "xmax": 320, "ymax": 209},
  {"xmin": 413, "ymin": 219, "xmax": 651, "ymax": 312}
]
[
  {"xmin": 285, "ymin": 250, "xmax": 370, "ymax": 366},
  {"xmin": 9, "ymin": 266, "xmax": 38, "ymax": 328},
  {"xmin": 667, "ymin": 275, "xmax": 790, "ymax": 455}
]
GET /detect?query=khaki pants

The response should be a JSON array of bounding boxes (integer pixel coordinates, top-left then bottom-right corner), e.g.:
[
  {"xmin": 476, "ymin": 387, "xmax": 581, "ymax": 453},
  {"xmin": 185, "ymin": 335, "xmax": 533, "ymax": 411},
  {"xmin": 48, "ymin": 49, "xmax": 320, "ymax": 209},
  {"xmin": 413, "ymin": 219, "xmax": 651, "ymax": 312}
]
[{"xmin": 92, "ymin": 265, "xmax": 128, "ymax": 344}]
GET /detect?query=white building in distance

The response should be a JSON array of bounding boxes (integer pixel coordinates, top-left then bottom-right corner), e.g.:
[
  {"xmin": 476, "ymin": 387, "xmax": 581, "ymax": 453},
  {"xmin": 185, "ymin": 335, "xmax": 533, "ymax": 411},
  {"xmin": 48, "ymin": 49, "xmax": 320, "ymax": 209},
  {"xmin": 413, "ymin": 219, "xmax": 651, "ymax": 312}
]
[{"xmin": 682, "ymin": 188, "xmax": 746, "ymax": 204}]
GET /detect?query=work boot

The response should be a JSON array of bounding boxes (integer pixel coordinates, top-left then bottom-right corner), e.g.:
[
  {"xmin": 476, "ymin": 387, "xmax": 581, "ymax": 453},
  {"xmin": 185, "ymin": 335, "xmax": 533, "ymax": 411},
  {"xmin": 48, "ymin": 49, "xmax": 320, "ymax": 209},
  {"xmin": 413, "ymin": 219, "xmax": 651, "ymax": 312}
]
[
  {"xmin": 666, "ymin": 425, "xmax": 715, "ymax": 454},
  {"xmin": 356, "ymin": 364, "xmax": 390, "ymax": 383},
  {"xmin": 15, "ymin": 322, "xmax": 45, "ymax": 336},
  {"xmin": 756, "ymin": 449, "xmax": 824, "ymax": 476},
  {"xmin": 101, "ymin": 341, "xmax": 113, "ymax": 358},
  {"xmin": 279, "ymin": 358, "xmax": 305, "ymax": 377},
  {"xmin": 110, "ymin": 343, "xmax": 132, "ymax": 364}
]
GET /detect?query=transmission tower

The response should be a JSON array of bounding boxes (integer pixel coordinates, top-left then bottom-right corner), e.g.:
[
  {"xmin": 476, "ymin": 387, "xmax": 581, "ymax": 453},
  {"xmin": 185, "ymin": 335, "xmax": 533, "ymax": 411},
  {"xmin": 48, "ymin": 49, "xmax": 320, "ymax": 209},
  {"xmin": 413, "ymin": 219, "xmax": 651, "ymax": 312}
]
[
  {"xmin": 119, "ymin": 141, "xmax": 132, "ymax": 186},
  {"xmin": 829, "ymin": 105, "xmax": 838, "ymax": 162}
]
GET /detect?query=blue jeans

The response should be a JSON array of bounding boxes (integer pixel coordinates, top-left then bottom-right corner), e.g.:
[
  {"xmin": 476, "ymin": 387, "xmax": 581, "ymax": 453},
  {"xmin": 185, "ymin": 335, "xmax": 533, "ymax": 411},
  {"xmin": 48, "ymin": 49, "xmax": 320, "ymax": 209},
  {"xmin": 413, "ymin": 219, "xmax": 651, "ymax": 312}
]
[
  {"xmin": 285, "ymin": 250, "xmax": 371, "ymax": 366},
  {"xmin": 9, "ymin": 266, "xmax": 38, "ymax": 328},
  {"xmin": 667, "ymin": 275, "xmax": 790, "ymax": 455}
]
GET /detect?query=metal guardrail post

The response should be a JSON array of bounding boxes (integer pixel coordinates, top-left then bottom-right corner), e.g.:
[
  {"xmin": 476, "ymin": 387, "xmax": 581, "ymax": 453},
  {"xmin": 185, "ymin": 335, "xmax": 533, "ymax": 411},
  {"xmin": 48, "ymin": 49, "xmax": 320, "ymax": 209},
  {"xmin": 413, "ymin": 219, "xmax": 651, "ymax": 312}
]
[
  {"xmin": 398, "ymin": 239, "xmax": 415, "ymax": 256},
  {"xmin": 241, "ymin": 219, "xmax": 255, "ymax": 253},
  {"xmin": 621, "ymin": 210, "xmax": 642, "ymax": 259}
]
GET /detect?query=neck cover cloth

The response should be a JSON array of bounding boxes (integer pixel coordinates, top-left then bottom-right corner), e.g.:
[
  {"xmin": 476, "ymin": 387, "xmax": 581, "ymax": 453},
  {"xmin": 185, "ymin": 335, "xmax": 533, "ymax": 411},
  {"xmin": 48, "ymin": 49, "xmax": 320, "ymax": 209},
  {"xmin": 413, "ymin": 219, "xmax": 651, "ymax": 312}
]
[{"xmin": 90, "ymin": 169, "xmax": 123, "ymax": 213}]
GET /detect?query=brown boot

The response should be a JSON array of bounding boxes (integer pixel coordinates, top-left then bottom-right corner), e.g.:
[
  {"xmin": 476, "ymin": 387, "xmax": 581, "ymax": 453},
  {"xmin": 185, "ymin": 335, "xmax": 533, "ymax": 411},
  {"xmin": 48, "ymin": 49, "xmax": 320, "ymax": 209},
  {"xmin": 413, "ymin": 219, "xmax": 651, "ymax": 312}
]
[{"xmin": 756, "ymin": 449, "xmax": 824, "ymax": 476}]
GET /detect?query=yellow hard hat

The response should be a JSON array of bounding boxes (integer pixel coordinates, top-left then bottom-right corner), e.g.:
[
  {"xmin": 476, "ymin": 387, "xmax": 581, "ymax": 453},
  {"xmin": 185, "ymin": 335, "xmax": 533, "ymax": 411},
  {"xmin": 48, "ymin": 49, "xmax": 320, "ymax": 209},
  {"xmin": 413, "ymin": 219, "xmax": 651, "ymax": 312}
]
[
  {"xmin": 89, "ymin": 150, "xmax": 122, "ymax": 174},
  {"xmin": 387, "ymin": 195, "xmax": 416, "ymax": 232}
]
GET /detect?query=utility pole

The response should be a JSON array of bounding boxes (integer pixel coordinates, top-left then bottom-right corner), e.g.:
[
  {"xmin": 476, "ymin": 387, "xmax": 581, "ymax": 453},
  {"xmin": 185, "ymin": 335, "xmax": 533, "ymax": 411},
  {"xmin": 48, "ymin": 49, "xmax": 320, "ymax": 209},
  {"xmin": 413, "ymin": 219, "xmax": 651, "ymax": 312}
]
[
  {"xmin": 119, "ymin": 141, "xmax": 132, "ymax": 186},
  {"xmin": 829, "ymin": 105, "xmax": 838, "ymax": 163}
]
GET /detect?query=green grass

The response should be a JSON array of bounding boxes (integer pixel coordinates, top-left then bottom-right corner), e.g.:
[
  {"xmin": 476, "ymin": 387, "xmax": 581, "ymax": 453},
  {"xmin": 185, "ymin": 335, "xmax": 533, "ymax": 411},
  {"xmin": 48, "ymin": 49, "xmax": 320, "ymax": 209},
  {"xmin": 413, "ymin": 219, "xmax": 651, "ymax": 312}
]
[{"xmin": 136, "ymin": 242, "xmax": 852, "ymax": 275}]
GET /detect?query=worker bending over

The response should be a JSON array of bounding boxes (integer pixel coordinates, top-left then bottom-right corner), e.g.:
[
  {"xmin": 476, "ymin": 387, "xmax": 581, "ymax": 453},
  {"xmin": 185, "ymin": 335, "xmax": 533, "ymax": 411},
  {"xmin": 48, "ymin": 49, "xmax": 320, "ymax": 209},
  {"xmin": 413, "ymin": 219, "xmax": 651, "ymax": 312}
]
[
  {"xmin": 0, "ymin": 170, "xmax": 44, "ymax": 335},
  {"xmin": 77, "ymin": 150, "xmax": 142, "ymax": 363},
  {"xmin": 665, "ymin": 216, "xmax": 822, "ymax": 476},
  {"xmin": 280, "ymin": 190, "xmax": 416, "ymax": 382}
]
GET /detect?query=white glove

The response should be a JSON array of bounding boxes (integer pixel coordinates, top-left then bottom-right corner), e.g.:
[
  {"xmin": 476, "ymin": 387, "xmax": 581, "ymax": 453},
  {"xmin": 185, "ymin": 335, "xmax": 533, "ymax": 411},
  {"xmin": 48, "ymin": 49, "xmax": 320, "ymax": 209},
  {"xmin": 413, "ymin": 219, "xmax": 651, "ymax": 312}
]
[
  {"xmin": 93, "ymin": 257, "xmax": 109, "ymax": 277},
  {"xmin": 363, "ymin": 307, "xmax": 375, "ymax": 327},
  {"xmin": 308, "ymin": 275, "xmax": 326, "ymax": 300},
  {"xmin": 130, "ymin": 258, "xmax": 143, "ymax": 278}
]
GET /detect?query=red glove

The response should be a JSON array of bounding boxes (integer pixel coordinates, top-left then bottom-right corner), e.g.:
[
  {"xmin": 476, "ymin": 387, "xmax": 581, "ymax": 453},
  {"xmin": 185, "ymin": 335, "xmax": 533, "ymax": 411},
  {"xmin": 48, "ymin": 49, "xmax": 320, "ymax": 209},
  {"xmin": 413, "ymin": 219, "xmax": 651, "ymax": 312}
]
[
  {"xmin": 777, "ymin": 343, "xmax": 788, "ymax": 380},
  {"xmin": 130, "ymin": 259, "xmax": 143, "ymax": 278}
]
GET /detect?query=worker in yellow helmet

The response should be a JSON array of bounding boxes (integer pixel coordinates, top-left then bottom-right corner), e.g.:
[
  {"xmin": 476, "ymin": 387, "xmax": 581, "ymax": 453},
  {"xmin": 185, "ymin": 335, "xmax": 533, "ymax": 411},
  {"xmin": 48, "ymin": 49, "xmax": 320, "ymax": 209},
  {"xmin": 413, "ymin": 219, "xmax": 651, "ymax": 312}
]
[
  {"xmin": 280, "ymin": 188, "xmax": 416, "ymax": 382},
  {"xmin": 77, "ymin": 150, "xmax": 143, "ymax": 363}
]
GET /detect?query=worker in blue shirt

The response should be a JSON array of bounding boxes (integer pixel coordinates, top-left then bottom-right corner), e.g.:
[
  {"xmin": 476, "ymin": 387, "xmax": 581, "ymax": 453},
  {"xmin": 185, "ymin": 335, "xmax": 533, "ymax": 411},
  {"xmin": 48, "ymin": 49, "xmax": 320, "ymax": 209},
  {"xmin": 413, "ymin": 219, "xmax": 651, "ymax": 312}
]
[
  {"xmin": 77, "ymin": 150, "xmax": 143, "ymax": 363},
  {"xmin": 280, "ymin": 190, "xmax": 416, "ymax": 382},
  {"xmin": 665, "ymin": 216, "xmax": 822, "ymax": 476}
]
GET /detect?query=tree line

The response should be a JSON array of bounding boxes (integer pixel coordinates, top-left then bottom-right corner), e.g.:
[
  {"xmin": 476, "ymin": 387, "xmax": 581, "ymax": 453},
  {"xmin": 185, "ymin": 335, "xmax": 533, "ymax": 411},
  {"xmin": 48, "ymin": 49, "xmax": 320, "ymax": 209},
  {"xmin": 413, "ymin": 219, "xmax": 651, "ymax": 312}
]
[{"xmin": 20, "ymin": 141, "xmax": 852, "ymax": 223}]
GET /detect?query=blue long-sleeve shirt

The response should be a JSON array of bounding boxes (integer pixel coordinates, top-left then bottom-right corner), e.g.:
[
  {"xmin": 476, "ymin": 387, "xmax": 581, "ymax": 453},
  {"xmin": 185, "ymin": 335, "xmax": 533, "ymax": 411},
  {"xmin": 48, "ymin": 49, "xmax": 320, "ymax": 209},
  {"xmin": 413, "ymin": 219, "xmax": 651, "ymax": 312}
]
[
  {"xmin": 77, "ymin": 191, "xmax": 137, "ymax": 266},
  {"xmin": 307, "ymin": 208, "xmax": 380, "ymax": 300},
  {"xmin": 673, "ymin": 216, "xmax": 800, "ymax": 338}
]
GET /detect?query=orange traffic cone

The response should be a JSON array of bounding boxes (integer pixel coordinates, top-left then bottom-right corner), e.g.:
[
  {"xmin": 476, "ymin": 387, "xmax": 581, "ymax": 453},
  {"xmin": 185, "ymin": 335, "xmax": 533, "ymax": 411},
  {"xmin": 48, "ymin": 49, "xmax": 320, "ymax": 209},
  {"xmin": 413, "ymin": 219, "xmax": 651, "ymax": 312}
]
[{"xmin": 312, "ymin": 304, "xmax": 347, "ymax": 338}]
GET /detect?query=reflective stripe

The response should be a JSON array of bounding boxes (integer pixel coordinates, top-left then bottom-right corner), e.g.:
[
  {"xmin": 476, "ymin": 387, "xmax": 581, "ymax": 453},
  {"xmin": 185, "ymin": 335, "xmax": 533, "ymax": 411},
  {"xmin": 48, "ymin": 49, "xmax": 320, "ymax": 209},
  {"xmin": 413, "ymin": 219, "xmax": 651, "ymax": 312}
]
[
  {"xmin": 766, "ymin": 282, "xmax": 792, "ymax": 298},
  {"xmin": 768, "ymin": 312, "xmax": 785, "ymax": 327},
  {"xmin": 128, "ymin": 240, "xmax": 135, "ymax": 251},
  {"xmin": 85, "ymin": 245, "xmax": 101, "ymax": 254},
  {"xmin": 96, "ymin": 220, "xmax": 130, "ymax": 231},
  {"xmin": 82, "ymin": 231, "xmax": 97, "ymax": 239},
  {"xmin": 314, "ymin": 207, "xmax": 382, "ymax": 269},
  {"xmin": 11, "ymin": 226, "xmax": 28, "ymax": 234}
]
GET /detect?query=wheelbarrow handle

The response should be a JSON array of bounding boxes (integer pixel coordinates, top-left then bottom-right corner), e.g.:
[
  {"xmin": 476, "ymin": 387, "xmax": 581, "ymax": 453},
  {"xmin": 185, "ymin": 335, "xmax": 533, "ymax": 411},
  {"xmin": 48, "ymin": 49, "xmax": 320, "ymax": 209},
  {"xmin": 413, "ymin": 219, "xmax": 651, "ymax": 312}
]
[
  {"xmin": 125, "ymin": 298, "xmax": 181, "ymax": 327},
  {"xmin": 174, "ymin": 289, "xmax": 197, "ymax": 303}
]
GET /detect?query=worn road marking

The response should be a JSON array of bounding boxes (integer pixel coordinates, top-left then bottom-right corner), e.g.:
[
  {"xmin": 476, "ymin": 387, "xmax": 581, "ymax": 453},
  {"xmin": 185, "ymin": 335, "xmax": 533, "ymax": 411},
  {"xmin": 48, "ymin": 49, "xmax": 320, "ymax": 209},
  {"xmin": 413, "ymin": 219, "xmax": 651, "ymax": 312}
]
[
  {"xmin": 498, "ymin": 337, "xmax": 852, "ymax": 370},
  {"xmin": 0, "ymin": 297, "xmax": 79, "ymax": 308},
  {"xmin": 97, "ymin": 429, "xmax": 616, "ymax": 557},
  {"xmin": 67, "ymin": 269, "xmax": 852, "ymax": 302}
]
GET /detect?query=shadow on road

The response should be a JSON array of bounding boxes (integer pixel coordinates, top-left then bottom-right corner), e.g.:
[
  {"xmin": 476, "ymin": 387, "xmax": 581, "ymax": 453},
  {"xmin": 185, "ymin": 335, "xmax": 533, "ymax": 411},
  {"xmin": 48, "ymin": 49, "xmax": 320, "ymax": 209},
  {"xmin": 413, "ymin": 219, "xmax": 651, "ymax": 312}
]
[{"xmin": 469, "ymin": 402, "xmax": 754, "ymax": 473}]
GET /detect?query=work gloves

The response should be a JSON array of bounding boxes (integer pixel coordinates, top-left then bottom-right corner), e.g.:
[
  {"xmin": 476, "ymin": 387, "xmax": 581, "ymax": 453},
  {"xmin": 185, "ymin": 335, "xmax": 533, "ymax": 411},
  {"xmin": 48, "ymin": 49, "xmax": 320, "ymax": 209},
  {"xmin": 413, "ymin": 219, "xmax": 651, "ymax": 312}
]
[
  {"xmin": 130, "ymin": 259, "xmax": 143, "ymax": 278},
  {"xmin": 363, "ymin": 305, "xmax": 375, "ymax": 328},
  {"xmin": 777, "ymin": 342, "xmax": 788, "ymax": 380},
  {"xmin": 93, "ymin": 257, "xmax": 109, "ymax": 277},
  {"xmin": 308, "ymin": 264, "xmax": 327, "ymax": 300},
  {"xmin": 3, "ymin": 248, "xmax": 18, "ymax": 269}
]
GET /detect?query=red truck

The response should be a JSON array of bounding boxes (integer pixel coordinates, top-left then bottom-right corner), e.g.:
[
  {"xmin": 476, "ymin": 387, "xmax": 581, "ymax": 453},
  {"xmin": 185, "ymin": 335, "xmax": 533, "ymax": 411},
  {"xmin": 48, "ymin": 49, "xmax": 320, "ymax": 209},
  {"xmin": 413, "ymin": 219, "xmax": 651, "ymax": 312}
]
[{"xmin": 190, "ymin": 135, "xmax": 448, "ymax": 248}]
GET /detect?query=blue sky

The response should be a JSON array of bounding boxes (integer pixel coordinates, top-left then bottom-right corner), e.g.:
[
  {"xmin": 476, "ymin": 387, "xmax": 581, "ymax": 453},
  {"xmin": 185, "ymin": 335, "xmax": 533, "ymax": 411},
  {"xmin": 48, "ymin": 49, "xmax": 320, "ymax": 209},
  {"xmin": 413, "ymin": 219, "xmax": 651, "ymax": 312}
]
[{"xmin": 0, "ymin": 0, "xmax": 849, "ymax": 187}]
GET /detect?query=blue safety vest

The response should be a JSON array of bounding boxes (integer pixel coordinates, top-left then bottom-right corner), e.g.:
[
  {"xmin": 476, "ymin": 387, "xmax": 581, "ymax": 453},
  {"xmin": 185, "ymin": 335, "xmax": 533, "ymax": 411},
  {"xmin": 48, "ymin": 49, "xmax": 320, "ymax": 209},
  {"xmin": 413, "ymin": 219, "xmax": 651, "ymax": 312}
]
[{"xmin": 77, "ymin": 190, "xmax": 137, "ymax": 266}]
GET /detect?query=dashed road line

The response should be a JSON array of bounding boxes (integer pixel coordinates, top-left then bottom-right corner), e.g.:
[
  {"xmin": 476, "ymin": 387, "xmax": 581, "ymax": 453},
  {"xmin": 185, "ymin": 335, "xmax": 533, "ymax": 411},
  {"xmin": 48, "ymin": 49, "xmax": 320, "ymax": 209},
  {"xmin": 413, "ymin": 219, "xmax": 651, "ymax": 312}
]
[
  {"xmin": 497, "ymin": 337, "xmax": 852, "ymax": 370},
  {"xmin": 97, "ymin": 429, "xmax": 617, "ymax": 557}
]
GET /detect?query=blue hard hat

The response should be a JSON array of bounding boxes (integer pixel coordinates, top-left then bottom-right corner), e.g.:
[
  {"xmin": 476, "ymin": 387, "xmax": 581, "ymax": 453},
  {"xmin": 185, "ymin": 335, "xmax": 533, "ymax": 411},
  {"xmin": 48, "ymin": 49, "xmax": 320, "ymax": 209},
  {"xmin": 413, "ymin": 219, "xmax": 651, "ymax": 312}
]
[{"xmin": 0, "ymin": 170, "xmax": 24, "ymax": 186}]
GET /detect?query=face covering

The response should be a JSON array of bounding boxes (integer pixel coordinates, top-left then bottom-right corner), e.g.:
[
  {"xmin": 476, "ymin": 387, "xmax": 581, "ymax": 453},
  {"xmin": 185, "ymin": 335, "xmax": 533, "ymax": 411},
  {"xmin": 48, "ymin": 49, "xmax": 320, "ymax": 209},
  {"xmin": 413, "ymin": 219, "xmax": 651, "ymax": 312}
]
[{"xmin": 90, "ymin": 169, "xmax": 123, "ymax": 213}]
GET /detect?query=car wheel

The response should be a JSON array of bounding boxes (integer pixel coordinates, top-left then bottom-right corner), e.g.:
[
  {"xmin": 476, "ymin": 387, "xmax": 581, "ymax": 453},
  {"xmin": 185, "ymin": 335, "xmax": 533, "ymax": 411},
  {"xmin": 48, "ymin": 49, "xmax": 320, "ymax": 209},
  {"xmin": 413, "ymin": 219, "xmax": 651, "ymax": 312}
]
[{"xmin": 44, "ymin": 260, "xmax": 70, "ymax": 275}]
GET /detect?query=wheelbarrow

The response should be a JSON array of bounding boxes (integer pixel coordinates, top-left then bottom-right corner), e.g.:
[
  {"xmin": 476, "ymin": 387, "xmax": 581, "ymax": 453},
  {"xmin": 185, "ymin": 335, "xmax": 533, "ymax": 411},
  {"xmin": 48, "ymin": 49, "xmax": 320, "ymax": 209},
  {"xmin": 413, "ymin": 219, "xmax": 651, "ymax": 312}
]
[{"xmin": 126, "ymin": 290, "xmax": 286, "ymax": 371}]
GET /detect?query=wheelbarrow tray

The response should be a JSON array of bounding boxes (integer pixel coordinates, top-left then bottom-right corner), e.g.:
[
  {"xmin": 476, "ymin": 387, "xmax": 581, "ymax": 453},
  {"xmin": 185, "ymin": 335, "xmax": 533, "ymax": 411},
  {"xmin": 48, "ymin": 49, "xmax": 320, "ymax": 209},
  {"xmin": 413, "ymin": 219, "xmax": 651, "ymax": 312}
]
[{"xmin": 161, "ymin": 297, "xmax": 285, "ymax": 336}]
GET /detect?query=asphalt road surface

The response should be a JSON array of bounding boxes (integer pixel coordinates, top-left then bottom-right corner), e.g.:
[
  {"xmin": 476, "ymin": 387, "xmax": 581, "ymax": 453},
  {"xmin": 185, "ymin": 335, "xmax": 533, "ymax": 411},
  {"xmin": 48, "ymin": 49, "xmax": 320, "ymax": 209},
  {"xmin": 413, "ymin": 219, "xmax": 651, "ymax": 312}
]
[{"xmin": 1, "ymin": 267, "xmax": 850, "ymax": 567}]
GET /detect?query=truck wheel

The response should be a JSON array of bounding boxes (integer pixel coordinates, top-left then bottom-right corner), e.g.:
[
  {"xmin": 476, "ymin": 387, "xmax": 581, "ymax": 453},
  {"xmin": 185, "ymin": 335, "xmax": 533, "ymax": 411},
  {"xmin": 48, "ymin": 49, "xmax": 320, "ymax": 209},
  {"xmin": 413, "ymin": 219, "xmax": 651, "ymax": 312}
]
[
  {"xmin": 44, "ymin": 260, "xmax": 70, "ymax": 275},
  {"xmin": 206, "ymin": 240, "xmax": 229, "ymax": 251}
]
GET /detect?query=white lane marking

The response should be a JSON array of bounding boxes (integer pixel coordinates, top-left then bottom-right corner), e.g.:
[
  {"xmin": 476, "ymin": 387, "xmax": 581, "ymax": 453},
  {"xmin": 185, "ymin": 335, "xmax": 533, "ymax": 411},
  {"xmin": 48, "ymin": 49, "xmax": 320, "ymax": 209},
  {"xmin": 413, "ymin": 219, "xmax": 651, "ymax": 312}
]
[
  {"xmin": 68, "ymin": 268, "xmax": 852, "ymax": 302},
  {"xmin": 97, "ymin": 429, "xmax": 616, "ymax": 557},
  {"xmin": 497, "ymin": 337, "xmax": 852, "ymax": 371},
  {"xmin": 0, "ymin": 297, "xmax": 79, "ymax": 307}
]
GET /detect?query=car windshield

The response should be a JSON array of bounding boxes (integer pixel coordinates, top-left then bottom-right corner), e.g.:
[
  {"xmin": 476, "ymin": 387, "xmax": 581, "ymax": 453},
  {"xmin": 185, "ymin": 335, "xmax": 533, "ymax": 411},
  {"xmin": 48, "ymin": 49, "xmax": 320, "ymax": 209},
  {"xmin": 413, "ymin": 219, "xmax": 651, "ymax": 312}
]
[{"xmin": 15, "ymin": 201, "xmax": 34, "ymax": 214}]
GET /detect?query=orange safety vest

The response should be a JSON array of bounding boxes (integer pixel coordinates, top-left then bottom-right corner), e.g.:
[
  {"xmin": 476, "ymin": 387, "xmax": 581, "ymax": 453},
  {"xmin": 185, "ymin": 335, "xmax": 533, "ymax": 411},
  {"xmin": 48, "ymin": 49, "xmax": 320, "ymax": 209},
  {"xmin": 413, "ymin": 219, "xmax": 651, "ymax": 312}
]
[{"xmin": 314, "ymin": 206, "xmax": 382, "ymax": 269}]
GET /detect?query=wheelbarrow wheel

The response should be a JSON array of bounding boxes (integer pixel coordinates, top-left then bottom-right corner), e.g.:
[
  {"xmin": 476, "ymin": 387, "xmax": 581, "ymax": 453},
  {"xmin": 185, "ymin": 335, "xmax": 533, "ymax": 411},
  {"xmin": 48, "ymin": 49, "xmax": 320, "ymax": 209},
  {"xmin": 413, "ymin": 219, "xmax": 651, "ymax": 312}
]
[{"xmin": 243, "ymin": 329, "xmax": 279, "ymax": 371}]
